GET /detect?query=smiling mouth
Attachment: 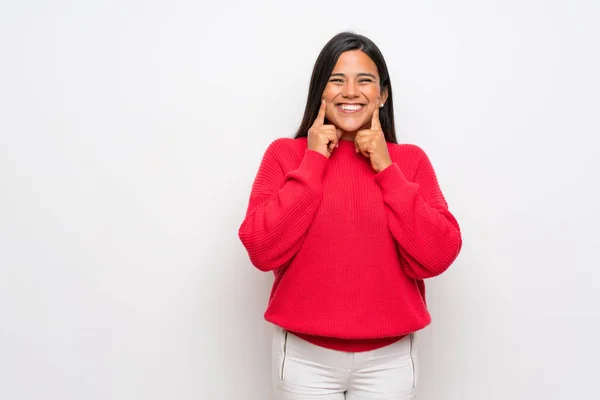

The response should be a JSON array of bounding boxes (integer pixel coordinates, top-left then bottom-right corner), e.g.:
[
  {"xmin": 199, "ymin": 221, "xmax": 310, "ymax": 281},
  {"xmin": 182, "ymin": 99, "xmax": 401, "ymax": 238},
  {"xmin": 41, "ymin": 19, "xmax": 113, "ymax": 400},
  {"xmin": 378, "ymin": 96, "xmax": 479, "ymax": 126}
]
[{"xmin": 336, "ymin": 103, "xmax": 365, "ymax": 113}]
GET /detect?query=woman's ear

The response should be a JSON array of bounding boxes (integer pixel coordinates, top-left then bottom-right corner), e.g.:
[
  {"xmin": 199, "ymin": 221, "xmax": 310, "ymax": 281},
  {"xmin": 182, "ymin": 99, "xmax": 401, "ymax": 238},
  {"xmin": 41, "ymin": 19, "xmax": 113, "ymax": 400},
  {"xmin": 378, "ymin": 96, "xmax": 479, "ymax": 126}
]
[{"xmin": 380, "ymin": 87, "xmax": 389, "ymax": 106}]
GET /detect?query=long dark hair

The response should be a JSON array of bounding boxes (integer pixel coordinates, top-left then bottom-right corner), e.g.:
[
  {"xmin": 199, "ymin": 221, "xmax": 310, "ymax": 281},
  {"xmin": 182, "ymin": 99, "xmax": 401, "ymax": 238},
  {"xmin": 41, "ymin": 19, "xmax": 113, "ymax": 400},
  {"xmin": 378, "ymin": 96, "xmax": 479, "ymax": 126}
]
[{"xmin": 294, "ymin": 32, "xmax": 397, "ymax": 143}]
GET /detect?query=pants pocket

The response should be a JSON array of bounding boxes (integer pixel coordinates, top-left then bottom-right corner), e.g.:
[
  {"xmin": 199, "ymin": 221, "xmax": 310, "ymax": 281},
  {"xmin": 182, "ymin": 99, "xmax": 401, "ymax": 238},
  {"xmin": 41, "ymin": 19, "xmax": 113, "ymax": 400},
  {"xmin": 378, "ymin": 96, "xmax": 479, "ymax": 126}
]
[
  {"xmin": 272, "ymin": 327, "xmax": 289, "ymax": 383},
  {"xmin": 409, "ymin": 333, "xmax": 417, "ymax": 390},
  {"xmin": 280, "ymin": 330, "xmax": 289, "ymax": 381}
]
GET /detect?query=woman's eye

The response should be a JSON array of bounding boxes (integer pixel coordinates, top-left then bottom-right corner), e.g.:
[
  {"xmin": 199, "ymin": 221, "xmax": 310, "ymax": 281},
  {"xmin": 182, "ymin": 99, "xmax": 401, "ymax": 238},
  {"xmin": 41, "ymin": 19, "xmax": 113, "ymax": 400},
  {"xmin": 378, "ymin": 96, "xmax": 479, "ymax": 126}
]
[
  {"xmin": 359, "ymin": 79, "xmax": 373, "ymax": 83},
  {"xmin": 329, "ymin": 79, "xmax": 343, "ymax": 83}
]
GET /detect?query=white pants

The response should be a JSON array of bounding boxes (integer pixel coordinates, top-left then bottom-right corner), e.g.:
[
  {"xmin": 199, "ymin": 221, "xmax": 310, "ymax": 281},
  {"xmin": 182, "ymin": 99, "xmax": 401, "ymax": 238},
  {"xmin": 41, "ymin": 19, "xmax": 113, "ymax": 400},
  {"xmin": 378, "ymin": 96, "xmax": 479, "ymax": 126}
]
[{"xmin": 272, "ymin": 327, "xmax": 418, "ymax": 399}]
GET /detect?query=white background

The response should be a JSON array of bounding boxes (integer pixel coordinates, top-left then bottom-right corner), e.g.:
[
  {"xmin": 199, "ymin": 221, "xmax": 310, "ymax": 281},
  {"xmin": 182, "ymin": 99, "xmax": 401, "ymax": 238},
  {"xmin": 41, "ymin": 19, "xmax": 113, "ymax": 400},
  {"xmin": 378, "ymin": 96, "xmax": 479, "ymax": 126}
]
[{"xmin": 1, "ymin": 0, "xmax": 599, "ymax": 399}]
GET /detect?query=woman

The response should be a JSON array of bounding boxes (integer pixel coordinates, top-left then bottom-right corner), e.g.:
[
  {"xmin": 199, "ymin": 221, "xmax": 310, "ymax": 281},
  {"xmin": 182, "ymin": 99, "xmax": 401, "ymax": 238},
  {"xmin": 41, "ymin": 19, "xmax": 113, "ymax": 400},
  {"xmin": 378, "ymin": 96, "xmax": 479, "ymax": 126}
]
[{"xmin": 238, "ymin": 32, "xmax": 462, "ymax": 400}]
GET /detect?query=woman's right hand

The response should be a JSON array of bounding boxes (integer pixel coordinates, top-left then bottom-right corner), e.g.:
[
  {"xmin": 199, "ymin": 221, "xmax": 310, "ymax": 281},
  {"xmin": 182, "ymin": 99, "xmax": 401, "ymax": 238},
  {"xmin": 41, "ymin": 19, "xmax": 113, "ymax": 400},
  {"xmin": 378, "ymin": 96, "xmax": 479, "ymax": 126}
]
[{"xmin": 307, "ymin": 100, "xmax": 342, "ymax": 158}]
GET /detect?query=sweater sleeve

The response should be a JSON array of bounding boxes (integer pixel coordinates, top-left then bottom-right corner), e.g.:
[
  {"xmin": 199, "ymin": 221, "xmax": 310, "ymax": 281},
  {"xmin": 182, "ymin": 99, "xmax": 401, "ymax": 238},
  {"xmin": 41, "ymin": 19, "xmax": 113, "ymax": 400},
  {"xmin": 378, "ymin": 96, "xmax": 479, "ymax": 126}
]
[
  {"xmin": 238, "ymin": 140, "xmax": 329, "ymax": 272},
  {"xmin": 374, "ymin": 148, "xmax": 462, "ymax": 279}
]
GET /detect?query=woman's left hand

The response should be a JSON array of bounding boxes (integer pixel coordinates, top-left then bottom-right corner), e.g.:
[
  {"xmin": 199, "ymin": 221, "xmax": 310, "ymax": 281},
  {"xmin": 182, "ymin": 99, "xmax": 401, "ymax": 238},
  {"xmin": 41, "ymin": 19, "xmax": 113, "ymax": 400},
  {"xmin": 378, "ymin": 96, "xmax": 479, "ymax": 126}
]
[{"xmin": 355, "ymin": 107, "xmax": 393, "ymax": 173}]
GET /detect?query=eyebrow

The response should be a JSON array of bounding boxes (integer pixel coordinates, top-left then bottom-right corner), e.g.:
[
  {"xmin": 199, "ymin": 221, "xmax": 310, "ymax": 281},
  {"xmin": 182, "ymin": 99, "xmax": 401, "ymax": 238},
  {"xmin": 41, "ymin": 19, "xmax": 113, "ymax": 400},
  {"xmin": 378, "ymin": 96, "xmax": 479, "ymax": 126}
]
[{"xmin": 330, "ymin": 72, "xmax": 377, "ymax": 79}]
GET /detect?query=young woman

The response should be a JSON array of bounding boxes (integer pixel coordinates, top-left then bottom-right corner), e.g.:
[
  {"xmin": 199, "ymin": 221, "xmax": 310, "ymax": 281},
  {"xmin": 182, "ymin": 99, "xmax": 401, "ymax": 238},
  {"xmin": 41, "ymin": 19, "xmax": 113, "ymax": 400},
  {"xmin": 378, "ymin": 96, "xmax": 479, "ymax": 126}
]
[{"xmin": 238, "ymin": 32, "xmax": 462, "ymax": 400}]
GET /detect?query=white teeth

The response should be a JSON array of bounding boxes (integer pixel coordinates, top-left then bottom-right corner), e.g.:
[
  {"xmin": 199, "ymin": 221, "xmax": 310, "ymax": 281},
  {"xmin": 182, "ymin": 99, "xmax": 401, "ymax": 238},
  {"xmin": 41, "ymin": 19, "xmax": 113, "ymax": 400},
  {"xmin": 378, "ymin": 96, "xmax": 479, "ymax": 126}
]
[{"xmin": 339, "ymin": 104, "xmax": 363, "ymax": 111}]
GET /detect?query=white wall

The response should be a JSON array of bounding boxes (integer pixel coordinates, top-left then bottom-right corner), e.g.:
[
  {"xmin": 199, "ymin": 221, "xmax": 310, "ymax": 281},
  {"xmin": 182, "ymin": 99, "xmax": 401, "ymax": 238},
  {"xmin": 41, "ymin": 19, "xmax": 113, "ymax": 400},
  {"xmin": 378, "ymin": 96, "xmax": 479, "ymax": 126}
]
[{"xmin": 1, "ymin": 1, "xmax": 599, "ymax": 399}]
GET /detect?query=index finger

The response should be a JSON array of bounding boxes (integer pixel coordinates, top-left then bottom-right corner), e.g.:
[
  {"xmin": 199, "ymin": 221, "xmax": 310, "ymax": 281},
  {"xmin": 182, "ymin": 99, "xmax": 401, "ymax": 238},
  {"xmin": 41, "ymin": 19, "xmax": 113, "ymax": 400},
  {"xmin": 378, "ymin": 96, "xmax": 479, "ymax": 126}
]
[
  {"xmin": 371, "ymin": 106, "xmax": 382, "ymax": 130},
  {"xmin": 312, "ymin": 99, "xmax": 327, "ymax": 127}
]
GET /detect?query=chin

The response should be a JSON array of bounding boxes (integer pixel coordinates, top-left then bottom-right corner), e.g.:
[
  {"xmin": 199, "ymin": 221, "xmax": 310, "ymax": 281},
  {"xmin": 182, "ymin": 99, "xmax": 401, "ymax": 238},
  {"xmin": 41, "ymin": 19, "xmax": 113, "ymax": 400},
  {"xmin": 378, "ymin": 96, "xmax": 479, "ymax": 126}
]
[
  {"xmin": 334, "ymin": 120, "xmax": 365, "ymax": 133},
  {"xmin": 340, "ymin": 124, "xmax": 365, "ymax": 133}
]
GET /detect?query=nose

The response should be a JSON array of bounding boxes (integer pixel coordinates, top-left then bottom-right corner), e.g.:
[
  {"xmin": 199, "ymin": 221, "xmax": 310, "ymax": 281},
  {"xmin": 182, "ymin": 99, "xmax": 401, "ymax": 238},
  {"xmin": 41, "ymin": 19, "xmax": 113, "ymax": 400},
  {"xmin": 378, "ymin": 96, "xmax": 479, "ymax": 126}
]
[{"xmin": 342, "ymin": 81, "xmax": 358, "ymax": 98}]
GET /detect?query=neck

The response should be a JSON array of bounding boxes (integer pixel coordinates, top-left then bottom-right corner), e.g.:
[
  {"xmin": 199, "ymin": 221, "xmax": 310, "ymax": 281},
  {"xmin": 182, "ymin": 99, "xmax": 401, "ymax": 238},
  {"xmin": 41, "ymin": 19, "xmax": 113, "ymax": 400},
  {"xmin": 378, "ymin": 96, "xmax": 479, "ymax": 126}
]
[
  {"xmin": 340, "ymin": 131, "xmax": 357, "ymax": 141},
  {"xmin": 338, "ymin": 122, "xmax": 372, "ymax": 141}
]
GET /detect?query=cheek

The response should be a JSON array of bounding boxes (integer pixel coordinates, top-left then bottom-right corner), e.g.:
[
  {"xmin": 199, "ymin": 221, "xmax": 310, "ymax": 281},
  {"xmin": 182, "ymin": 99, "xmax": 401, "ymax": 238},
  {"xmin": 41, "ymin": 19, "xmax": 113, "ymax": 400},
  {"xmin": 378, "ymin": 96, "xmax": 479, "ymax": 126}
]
[
  {"xmin": 325, "ymin": 107, "xmax": 337, "ymax": 123},
  {"xmin": 366, "ymin": 87, "xmax": 382, "ymax": 101},
  {"xmin": 322, "ymin": 86, "xmax": 337, "ymax": 102},
  {"xmin": 322, "ymin": 87, "xmax": 339, "ymax": 121}
]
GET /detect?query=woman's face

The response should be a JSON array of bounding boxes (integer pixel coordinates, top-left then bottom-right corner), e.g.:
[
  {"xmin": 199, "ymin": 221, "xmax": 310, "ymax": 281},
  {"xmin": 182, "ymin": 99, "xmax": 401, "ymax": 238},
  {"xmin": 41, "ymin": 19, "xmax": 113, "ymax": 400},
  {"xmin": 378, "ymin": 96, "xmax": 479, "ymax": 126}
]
[{"xmin": 322, "ymin": 50, "xmax": 387, "ymax": 134}]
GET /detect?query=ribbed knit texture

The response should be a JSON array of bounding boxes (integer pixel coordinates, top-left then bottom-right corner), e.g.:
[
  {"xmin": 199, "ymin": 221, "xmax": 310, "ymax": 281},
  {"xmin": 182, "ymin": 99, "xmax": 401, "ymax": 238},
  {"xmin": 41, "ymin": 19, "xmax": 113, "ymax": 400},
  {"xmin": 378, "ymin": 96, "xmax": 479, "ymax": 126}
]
[{"xmin": 239, "ymin": 137, "xmax": 462, "ymax": 351}]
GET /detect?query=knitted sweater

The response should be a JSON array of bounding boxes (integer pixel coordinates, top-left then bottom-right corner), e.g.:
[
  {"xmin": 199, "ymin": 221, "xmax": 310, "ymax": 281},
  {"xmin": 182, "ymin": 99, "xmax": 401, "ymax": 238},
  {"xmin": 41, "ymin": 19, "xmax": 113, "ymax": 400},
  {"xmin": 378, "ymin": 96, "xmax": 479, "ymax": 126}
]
[{"xmin": 238, "ymin": 137, "xmax": 462, "ymax": 351}]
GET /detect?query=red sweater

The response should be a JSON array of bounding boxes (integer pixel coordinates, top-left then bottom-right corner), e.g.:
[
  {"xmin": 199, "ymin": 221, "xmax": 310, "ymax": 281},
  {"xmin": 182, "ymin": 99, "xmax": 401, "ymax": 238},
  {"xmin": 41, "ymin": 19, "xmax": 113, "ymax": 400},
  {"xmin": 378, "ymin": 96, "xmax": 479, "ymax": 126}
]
[{"xmin": 238, "ymin": 137, "xmax": 462, "ymax": 352}]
